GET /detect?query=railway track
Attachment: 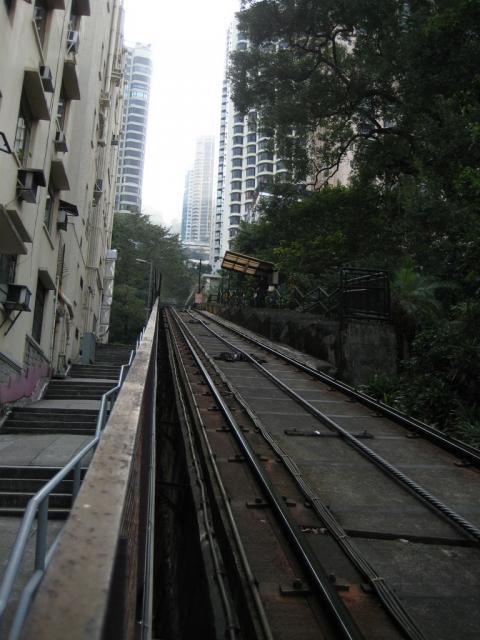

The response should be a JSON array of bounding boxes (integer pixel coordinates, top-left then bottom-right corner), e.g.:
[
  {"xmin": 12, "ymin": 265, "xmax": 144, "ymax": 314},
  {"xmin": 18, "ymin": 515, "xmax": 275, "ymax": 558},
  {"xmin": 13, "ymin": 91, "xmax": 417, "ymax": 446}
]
[{"xmin": 165, "ymin": 307, "xmax": 480, "ymax": 640}]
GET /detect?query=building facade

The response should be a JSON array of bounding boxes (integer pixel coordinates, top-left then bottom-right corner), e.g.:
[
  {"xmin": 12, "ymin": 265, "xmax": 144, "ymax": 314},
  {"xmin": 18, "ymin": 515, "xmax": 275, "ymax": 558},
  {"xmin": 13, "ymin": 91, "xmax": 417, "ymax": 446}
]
[
  {"xmin": 115, "ymin": 42, "xmax": 151, "ymax": 213},
  {"xmin": 211, "ymin": 24, "xmax": 290, "ymax": 270},
  {"xmin": 181, "ymin": 135, "xmax": 214, "ymax": 249},
  {"xmin": 0, "ymin": 0, "xmax": 124, "ymax": 404},
  {"xmin": 211, "ymin": 23, "xmax": 352, "ymax": 270}
]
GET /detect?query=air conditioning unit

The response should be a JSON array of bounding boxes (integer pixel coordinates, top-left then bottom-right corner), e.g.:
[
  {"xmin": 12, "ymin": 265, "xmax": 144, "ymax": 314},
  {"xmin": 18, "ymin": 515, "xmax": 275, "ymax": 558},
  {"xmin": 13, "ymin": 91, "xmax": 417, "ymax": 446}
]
[
  {"xmin": 54, "ymin": 129, "xmax": 68, "ymax": 152},
  {"xmin": 17, "ymin": 169, "xmax": 46, "ymax": 203},
  {"xmin": 111, "ymin": 135, "xmax": 119, "ymax": 146},
  {"xmin": 2, "ymin": 284, "xmax": 32, "ymax": 312},
  {"xmin": 57, "ymin": 209, "xmax": 68, "ymax": 231},
  {"xmin": 39, "ymin": 65, "xmax": 54, "ymax": 92},
  {"xmin": 66, "ymin": 30, "xmax": 80, "ymax": 55},
  {"xmin": 93, "ymin": 179, "xmax": 103, "ymax": 202},
  {"xmin": 99, "ymin": 91, "xmax": 110, "ymax": 108}
]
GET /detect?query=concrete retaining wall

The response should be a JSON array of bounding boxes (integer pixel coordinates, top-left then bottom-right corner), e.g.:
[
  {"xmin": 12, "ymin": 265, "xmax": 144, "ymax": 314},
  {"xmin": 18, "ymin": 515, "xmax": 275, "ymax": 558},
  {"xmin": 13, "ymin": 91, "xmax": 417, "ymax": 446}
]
[{"xmin": 206, "ymin": 304, "xmax": 397, "ymax": 385}]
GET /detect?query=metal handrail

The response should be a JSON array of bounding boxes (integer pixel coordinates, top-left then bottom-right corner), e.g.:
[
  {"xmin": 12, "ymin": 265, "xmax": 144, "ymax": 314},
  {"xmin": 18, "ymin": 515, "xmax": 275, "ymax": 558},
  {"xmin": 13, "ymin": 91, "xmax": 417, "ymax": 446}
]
[{"xmin": 0, "ymin": 344, "xmax": 138, "ymax": 640}]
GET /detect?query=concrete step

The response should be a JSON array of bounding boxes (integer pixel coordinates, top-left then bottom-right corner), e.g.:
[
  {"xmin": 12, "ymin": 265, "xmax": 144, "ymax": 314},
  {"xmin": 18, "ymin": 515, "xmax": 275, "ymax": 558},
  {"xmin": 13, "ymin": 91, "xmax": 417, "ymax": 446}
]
[
  {"xmin": 43, "ymin": 392, "xmax": 108, "ymax": 400},
  {"xmin": 2, "ymin": 422, "xmax": 96, "ymax": 435},
  {"xmin": 47, "ymin": 381, "xmax": 114, "ymax": 388},
  {"xmin": 9, "ymin": 407, "xmax": 98, "ymax": 416},
  {"xmin": 0, "ymin": 491, "xmax": 72, "ymax": 509},
  {"xmin": 0, "ymin": 506, "xmax": 70, "ymax": 519},
  {"xmin": 0, "ymin": 466, "xmax": 87, "ymax": 480},
  {"xmin": 6, "ymin": 412, "xmax": 97, "ymax": 423},
  {"xmin": 0, "ymin": 477, "xmax": 74, "ymax": 493}
]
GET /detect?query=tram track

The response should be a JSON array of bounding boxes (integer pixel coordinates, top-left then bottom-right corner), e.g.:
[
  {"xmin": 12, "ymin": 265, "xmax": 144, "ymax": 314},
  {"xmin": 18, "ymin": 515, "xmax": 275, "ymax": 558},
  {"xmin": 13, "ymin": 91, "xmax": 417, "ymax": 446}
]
[{"xmin": 166, "ymin": 307, "xmax": 480, "ymax": 640}]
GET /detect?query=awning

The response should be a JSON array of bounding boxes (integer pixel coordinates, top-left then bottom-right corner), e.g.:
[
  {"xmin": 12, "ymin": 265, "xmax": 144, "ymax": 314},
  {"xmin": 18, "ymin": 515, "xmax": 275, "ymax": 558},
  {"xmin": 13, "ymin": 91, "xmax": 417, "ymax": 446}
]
[
  {"xmin": 0, "ymin": 206, "xmax": 28, "ymax": 255},
  {"xmin": 50, "ymin": 159, "xmax": 70, "ymax": 191},
  {"xmin": 5, "ymin": 208, "xmax": 33, "ymax": 242},
  {"xmin": 72, "ymin": 0, "xmax": 90, "ymax": 15},
  {"xmin": 62, "ymin": 60, "xmax": 81, "ymax": 101},
  {"xmin": 59, "ymin": 199, "xmax": 78, "ymax": 216},
  {"xmin": 38, "ymin": 269, "xmax": 56, "ymax": 290},
  {"xmin": 221, "ymin": 250, "xmax": 274, "ymax": 278},
  {"xmin": 23, "ymin": 69, "xmax": 50, "ymax": 120},
  {"xmin": 46, "ymin": 0, "xmax": 65, "ymax": 8}
]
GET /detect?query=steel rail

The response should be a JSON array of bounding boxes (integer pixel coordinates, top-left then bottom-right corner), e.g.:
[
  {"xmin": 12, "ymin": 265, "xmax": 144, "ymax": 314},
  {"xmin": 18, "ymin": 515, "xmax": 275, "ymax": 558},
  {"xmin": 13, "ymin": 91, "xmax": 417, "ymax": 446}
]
[
  {"xmin": 196, "ymin": 310, "xmax": 480, "ymax": 466},
  {"xmin": 166, "ymin": 313, "xmax": 251, "ymax": 640},
  {"xmin": 169, "ymin": 309, "xmax": 365, "ymax": 640},
  {"xmin": 188, "ymin": 310, "xmax": 480, "ymax": 543},
  {"xmin": 0, "ymin": 343, "xmax": 138, "ymax": 640},
  {"xmin": 176, "ymin": 311, "xmax": 428, "ymax": 640}
]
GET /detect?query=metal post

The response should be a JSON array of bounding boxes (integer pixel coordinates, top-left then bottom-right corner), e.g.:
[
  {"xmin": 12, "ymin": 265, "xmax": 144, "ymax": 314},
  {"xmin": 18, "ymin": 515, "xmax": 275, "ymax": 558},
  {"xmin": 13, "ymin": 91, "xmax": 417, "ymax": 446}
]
[
  {"xmin": 73, "ymin": 463, "xmax": 82, "ymax": 501},
  {"xmin": 198, "ymin": 259, "xmax": 202, "ymax": 293},
  {"xmin": 35, "ymin": 500, "xmax": 49, "ymax": 571}
]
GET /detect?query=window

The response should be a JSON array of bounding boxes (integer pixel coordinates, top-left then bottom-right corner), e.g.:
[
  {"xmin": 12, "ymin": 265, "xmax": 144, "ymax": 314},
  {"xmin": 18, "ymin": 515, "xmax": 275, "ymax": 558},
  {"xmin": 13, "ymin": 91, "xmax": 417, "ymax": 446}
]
[
  {"xmin": 230, "ymin": 181, "xmax": 242, "ymax": 191},
  {"xmin": 233, "ymin": 125, "xmax": 244, "ymax": 134},
  {"xmin": 247, "ymin": 133, "xmax": 256, "ymax": 143},
  {"xmin": 231, "ymin": 169, "xmax": 242, "ymax": 179},
  {"xmin": 44, "ymin": 180, "xmax": 55, "ymax": 230},
  {"xmin": 232, "ymin": 146, "xmax": 242, "ymax": 157},
  {"xmin": 245, "ymin": 179, "xmax": 256, "ymax": 189},
  {"xmin": 246, "ymin": 145, "xmax": 256, "ymax": 154},
  {"xmin": 130, "ymin": 90, "xmax": 148, "ymax": 99},
  {"xmin": 33, "ymin": 1, "xmax": 48, "ymax": 47},
  {"xmin": 229, "ymin": 215, "xmax": 241, "ymax": 225},
  {"xmin": 230, "ymin": 204, "xmax": 241, "ymax": 213},
  {"xmin": 57, "ymin": 90, "xmax": 68, "ymax": 130},
  {"xmin": 32, "ymin": 279, "xmax": 47, "ymax": 344},
  {"xmin": 258, "ymin": 151, "xmax": 274, "ymax": 161},
  {"xmin": 246, "ymin": 167, "xmax": 256, "ymax": 177},
  {"xmin": 14, "ymin": 98, "xmax": 32, "ymax": 165},
  {"xmin": 230, "ymin": 192, "xmax": 241, "ymax": 202},
  {"xmin": 246, "ymin": 156, "xmax": 256, "ymax": 166},
  {"xmin": 232, "ymin": 158, "xmax": 242, "ymax": 167},
  {"xmin": 244, "ymin": 191, "xmax": 255, "ymax": 200},
  {"xmin": 234, "ymin": 114, "xmax": 244, "ymax": 124},
  {"xmin": 258, "ymin": 163, "xmax": 273, "ymax": 173},
  {"xmin": 134, "ymin": 56, "xmax": 151, "ymax": 66},
  {"xmin": 127, "ymin": 124, "xmax": 145, "ymax": 133},
  {"xmin": 232, "ymin": 136, "xmax": 243, "ymax": 145},
  {"xmin": 0, "ymin": 254, "xmax": 16, "ymax": 286}
]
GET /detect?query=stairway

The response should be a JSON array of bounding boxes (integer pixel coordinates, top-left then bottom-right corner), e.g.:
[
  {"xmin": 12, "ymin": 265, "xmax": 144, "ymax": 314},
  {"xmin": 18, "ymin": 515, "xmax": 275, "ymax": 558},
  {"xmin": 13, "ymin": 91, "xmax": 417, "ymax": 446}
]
[
  {"xmin": 0, "ymin": 343, "xmax": 132, "ymax": 519},
  {"xmin": 1, "ymin": 408, "xmax": 98, "ymax": 436},
  {"xmin": 0, "ymin": 466, "xmax": 87, "ymax": 519},
  {"xmin": 43, "ymin": 380, "xmax": 116, "ymax": 400}
]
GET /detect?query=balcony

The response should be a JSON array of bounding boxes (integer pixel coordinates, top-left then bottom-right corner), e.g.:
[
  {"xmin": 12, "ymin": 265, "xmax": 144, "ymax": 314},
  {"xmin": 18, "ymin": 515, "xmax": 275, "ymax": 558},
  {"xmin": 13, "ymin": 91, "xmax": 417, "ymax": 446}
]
[
  {"xmin": 0, "ymin": 205, "xmax": 32, "ymax": 256},
  {"xmin": 23, "ymin": 69, "xmax": 50, "ymax": 121},
  {"xmin": 62, "ymin": 31, "xmax": 81, "ymax": 100}
]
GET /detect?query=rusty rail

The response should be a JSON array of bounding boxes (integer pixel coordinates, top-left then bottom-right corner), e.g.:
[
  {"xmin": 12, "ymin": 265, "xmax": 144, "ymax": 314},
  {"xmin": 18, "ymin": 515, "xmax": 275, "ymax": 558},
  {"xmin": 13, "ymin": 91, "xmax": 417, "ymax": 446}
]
[{"xmin": 20, "ymin": 301, "xmax": 159, "ymax": 640}]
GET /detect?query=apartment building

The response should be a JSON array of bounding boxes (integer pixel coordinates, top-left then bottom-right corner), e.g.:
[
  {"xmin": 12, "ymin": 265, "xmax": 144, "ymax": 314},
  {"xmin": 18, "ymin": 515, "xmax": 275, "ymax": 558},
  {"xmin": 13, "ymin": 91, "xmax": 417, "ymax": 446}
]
[
  {"xmin": 211, "ymin": 23, "xmax": 352, "ymax": 270},
  {"xmin": 211, "ymin": 24, "xmax": 290, "ymax": 270},
  {"xmin": 181, "ymin": 135, "xmax": 215, "ymax": 249},
  {"xmin": 0, "ymin": 0, "xmax": 124, "ymax": 404},
  {"xmin": 115, "ymin": 42, "xmax": 152, "ymax": 213}
]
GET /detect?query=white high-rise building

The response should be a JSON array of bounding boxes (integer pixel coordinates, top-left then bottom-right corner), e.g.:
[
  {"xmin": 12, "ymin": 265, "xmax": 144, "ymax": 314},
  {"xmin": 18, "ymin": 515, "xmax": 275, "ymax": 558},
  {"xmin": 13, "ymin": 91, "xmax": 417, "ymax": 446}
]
[
  {"xmin": 115, "ymin": 43, "xmax": 152, "ymax": 213},
  {"xmin": 211, "ymin": 24, "xmax": 289, "ymax": 269},
  {"xmin": 0, "ymin": 0, "xmax": 124, "ymax": 404},
  {"xmin": 181, "ymin": 135, "xmax": 215, "ymax": 248}
]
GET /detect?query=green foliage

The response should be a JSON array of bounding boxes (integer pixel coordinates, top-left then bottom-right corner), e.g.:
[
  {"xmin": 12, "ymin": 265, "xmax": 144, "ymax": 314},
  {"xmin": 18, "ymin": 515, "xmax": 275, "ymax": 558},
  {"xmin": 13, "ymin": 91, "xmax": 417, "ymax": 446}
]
[
  {"xmin": 364, "ymin": 301, "xmax": 480, "ymax": 444},
  {"xmin": 230, "ymin": 1, "xmax": 480, "ymax": 442},
  {"xmin": 110, "ymin": 212, "xmax": 193, "ymax": 343}
]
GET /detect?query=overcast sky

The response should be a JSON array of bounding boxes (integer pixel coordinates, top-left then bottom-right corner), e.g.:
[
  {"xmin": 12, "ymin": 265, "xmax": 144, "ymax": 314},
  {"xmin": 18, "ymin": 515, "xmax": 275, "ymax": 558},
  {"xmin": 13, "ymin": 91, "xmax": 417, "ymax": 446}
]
[{"xmin": 123, "ymin": 0, "xmax": 240, "ymax": 229}]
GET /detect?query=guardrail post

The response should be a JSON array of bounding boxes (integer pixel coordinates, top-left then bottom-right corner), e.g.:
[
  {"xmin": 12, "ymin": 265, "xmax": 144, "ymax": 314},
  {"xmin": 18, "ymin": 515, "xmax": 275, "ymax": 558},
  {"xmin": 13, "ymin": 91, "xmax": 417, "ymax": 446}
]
[
  {"xmin": 73, "ymin": 463, "xmax": 82, "ymax": 501},
  {"xmin": 35, "ymin": 499, "xmax": 49, "ymax": 572}
]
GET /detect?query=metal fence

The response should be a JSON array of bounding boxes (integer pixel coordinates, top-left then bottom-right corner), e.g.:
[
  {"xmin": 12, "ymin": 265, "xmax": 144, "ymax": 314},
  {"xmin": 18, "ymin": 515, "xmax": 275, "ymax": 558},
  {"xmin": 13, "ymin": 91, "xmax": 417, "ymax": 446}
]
[{"xmin": 18, "ymin": 300, "xmax": 159, "ymax": 640}]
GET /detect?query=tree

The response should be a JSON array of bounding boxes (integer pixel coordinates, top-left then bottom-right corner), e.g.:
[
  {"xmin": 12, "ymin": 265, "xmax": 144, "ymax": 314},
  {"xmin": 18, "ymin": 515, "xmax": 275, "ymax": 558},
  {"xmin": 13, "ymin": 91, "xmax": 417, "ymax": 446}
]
[
  {"xmin": 110, "ymin": 213, "xmax": 194, "ymax": 343},
  {"xmin": 232, "ymin": 1, "xmax": 480, "ymax": 190}
]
